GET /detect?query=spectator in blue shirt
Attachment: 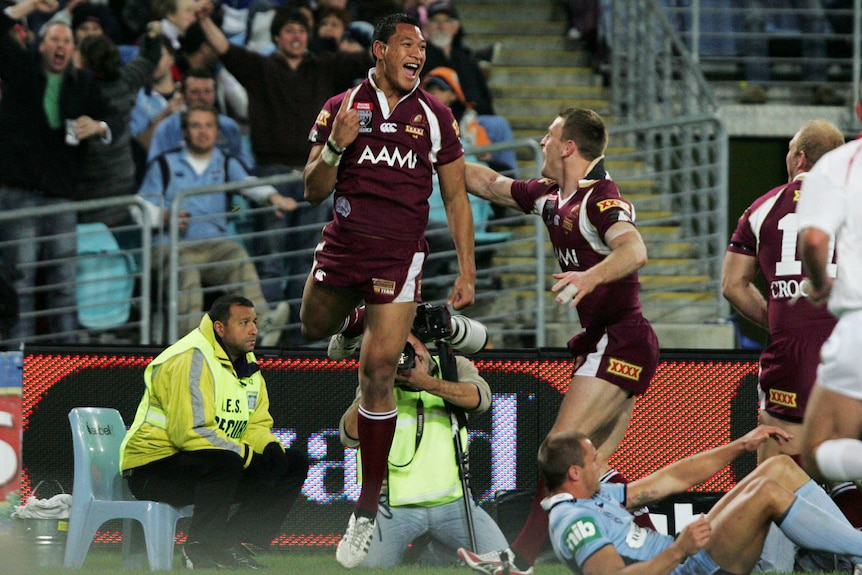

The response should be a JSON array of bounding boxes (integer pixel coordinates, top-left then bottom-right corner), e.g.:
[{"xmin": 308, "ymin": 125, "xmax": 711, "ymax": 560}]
[
  {"xmin": 137, "ymin": 102, "xmax": 294, "ymax": 340},
  {"xmin": 148, "ymin": 67, "xmax": 254, "ymax": 168}
]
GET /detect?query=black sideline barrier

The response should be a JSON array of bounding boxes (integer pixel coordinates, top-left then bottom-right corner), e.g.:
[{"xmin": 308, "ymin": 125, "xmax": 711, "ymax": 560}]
[{"xmin": 21, "ymin": 347, "xmax": 760, "ymax": 548}]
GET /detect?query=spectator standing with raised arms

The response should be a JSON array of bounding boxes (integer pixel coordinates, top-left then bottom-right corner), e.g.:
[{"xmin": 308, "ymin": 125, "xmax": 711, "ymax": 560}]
[
  {"xmin": 301, "ymin": 13, "xmax": 475, "ymax": 568},
  {"xmin": 0, "ymin": 0, "xmax": 117, "ymax": 344},
  {"xmin": 797, "ymin": 89, "xmax": 862, "ymax": 486},
  {"xmin": 458, "ymin": 107, "xmax": 658, "ymax": 575}
]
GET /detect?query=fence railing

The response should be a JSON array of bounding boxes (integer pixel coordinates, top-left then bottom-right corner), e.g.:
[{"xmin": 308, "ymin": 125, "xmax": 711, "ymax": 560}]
[
  {"xmin": 656, "ymin": 0, "xmax": 861, "ymax": 119},
  {"xmin": 0, "ymin": 120, "xmax": 730, "ymax": 351},
  {"xmin": 0, "ymin": 196, "xmax": 155, "ymax": 349}
]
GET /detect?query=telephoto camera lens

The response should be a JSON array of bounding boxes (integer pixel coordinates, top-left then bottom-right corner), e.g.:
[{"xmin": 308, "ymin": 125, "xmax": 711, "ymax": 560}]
[{"xmin": 448, "ymin": 315, "xmax": 488, "ymax": 354}]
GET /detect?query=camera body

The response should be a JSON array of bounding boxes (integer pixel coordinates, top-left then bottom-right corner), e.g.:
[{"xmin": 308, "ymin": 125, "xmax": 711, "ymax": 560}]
[
  {"xmin": 413, "ymin": 303, "xmax": 453, "ymax": 343},
  {"xmin": 412, "ymin": 303, "xmax": 488, "ymax": 355}
]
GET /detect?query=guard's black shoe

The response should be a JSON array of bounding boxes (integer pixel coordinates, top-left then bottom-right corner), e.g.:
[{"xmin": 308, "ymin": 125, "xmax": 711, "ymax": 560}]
[
  {"xmin": 224, "ymin": 545, "xmax": 268, "ymax": 570},
  {"xmin": 182, "ymin": 542, "xmax": 222, "ymax": 570}
]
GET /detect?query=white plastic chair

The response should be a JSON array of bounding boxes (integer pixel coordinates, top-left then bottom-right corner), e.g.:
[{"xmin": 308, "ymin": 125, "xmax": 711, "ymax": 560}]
[{"xmin": 64, "ymin": 407, "xmax": 193, "ymax": 571}]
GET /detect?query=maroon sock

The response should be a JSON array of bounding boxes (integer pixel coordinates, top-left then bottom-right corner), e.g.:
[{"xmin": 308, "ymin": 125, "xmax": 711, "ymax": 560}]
[
  {"xmin": 355, "ymin": 406, "xmax": 396, "ymax": 518},
  {"xmin": 342, "ymin": 307, "xmax": 366, "ymax": 338},
  {"xmin": 830, "ymin": 482, "xmax": 862, "ymax": 528},
  {"xmin": 510, "ymin": 477, "xmax": 549, "ymax": 566}
]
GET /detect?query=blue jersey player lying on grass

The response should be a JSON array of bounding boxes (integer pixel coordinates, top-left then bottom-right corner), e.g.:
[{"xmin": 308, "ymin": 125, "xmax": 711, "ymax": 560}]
[{"xmin": 539, "ymin": 426, "xmax": 862, "ymax": 575}]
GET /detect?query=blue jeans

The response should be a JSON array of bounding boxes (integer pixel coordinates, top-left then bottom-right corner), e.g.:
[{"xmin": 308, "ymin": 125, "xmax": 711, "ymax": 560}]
[
  {"xmin": 361, "ymin": 495, "xmax": 509, "ymax": 568},
  {"xmin": 0, "ymin": 186, "xmax": 77, "ymax": 343}
]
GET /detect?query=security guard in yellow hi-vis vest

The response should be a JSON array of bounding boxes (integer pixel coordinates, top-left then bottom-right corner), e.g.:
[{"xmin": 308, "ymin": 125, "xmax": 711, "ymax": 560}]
[
  {"xmin": 120, "ymin": 295, "xmax": 308, "ymax": 570},
  {"xmin": 339, "ymin": 328, "xmax": 509, "ymax": 568}
]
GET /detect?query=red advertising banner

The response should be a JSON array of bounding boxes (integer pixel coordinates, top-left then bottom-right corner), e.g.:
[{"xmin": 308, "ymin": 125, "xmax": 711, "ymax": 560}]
[{"xmin": 0, "ymin": 352, "xmax": 23, "ymax": 504}]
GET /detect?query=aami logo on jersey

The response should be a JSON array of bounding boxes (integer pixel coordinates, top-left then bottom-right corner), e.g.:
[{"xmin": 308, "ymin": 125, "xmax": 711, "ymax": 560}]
[
  {"xmin": 607, "ymin": 358, "xmax": 642, "ymax": 381},
  {"xmin": 769, "ymin": 389, "xmax": 797, "ymax": 408},
  {"xmin": 357, "ymin": 146, "xmax": 418, "ymax": 169},
  {"xmin": 597, "ymin": 199, "xmax": 627, "ymax": 212},
  {"xmin": 564, "ymin": 518, "xmax": 600, "ymax": 553}
]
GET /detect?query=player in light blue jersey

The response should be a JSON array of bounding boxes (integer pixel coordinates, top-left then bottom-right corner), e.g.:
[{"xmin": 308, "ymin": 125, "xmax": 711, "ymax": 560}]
[{"xmin": 540, "ymin": 427, "xmax": 862, "ymax": 575}]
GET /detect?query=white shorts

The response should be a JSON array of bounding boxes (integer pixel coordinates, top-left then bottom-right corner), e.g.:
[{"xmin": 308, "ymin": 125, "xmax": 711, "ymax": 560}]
[{"xmin": 817, "ymin": 310, "xmax": 862, "ymax": 400}]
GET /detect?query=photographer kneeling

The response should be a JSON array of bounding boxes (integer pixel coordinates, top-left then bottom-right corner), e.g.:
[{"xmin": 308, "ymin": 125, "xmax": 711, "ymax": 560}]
[{"xmin": 338, "ymin": 305, "xmax": 509, "ymax": 567}]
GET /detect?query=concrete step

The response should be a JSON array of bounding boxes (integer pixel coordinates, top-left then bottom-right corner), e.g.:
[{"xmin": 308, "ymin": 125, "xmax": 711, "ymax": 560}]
[
  {"xmin": 639, "ymin": 225, "xmax": 683, "ymax": 243},
  {"xmin": 463, "ymin": 20, "xmax": 563, "ymax": 36},
  {"xmin": 495, "ymin": 97, "xmax": 610, "ymax": 119},
  {"xmin": 491, "ymin": 48, "xmax": 591, "ymax": 68},
  {"xmin": 488, "ymin": 66, "xmax": 597, "ymax": 87},
  {"xmin": 492, "ymin": 84, "xmax": 604, "ymax": 100},
  {"xmin": 652, "ymin": 322, "xmax": 735, "ymax": 349},
  {"xmin": 647, "ymin": 241, "xmax": 699, "ymax": 259},
  {"xmin": 457, "ymin": 4, "xmax": 556, "ymax": 21},
  {"xmin": 470, "ymin": 34, "xmax": 575, "ymax": 52},
  {"xmin": 642, "ymin": 292, "xmax": 720, "ymax": 324}
]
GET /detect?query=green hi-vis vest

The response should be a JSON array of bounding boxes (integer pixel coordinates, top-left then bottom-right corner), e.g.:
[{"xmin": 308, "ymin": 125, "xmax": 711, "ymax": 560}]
[
  {"xmin": 385, "ymin": 358, "xmax": 469, "ymax": 507},
  {"xmin": 120, "ymin": 322, "xmax": 266, "ymax": 471}
]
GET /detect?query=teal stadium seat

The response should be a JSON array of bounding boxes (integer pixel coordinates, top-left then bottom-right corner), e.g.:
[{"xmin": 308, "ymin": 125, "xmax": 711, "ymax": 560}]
[
  {"xmin": 64, "ymin": 407, "xmax": 193, "ymax": 571},
  {"xmin": 75, "ymin": 223, "xmax": 136, "ymax": 330},
  {"xmin": 428, "ymin": 186, "xmax": 512, "ymax": 245}
]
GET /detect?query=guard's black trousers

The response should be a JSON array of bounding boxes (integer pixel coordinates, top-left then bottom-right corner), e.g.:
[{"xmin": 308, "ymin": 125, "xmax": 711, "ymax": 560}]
[{"xmin": 126, "ymin": 447, "xmax": 308, "ymax": 548}]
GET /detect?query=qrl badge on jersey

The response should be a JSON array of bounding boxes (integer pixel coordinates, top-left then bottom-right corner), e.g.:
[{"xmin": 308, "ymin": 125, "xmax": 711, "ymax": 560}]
[{"xmin": 356, "ymin": 102, "xmax": 373, "ymax": 133}]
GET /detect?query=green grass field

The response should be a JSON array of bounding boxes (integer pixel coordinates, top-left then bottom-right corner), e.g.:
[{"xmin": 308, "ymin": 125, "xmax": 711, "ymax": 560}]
[{"xmin": 0, "ymin": 543, "xmax": 846, "ymax": 575}]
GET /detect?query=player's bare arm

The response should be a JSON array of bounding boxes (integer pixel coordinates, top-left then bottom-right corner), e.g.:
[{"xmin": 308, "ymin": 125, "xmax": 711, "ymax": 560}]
[
  {"xmin": 552, "ymin": 222, "xmax": 647, "ymax": 308},
  {"xmin": 438, "ymin": 158, "xmax": 476, "ymax": 310},
  {"xmin": 721, "ymin": 251, "xmax": 769, "ymax": 329},
  {"xmin": 304, "ymin": 93, "xmax": 359, "ymax": 205},
  {"xmin": 463, "ymin": 161, "xmax": 519, "ymax": 210},
  {"xmin": 799, "ymin": 226, "xmax": 834, "ymax": 305},
  {"xmin": 626, "ymin": 425, "xmax": 791, "ymax": 508}
]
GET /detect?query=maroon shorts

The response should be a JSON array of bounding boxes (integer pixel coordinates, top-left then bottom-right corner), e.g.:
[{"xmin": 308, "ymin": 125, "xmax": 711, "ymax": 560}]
[
  {"xmin": 759, "ymin": 329, "xmax": 831, "ymax": 421},
  {"xmin": 311, "ymin": 224, "xmax": 428, "ymax": 305},
  {"xmin": 567, "ymin": 314, "xmax": 659, "ymax": 396}
]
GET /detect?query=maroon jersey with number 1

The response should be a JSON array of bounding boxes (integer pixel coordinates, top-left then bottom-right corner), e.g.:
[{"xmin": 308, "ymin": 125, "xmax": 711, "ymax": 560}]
[{"xmin": 728, "ymin": 175, "xmax": 837, "ymax": 420}]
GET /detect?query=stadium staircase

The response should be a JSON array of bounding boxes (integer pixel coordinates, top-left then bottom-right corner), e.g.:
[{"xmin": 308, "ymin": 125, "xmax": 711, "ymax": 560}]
[{"xmin": 454, "ymin": 0, "xmax": 735, "ymax": 348}]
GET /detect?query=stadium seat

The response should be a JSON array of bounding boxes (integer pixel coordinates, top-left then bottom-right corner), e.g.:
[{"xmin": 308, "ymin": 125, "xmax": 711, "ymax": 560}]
[
  {"xmin": 64, "ymin": 407, "xmax": 193, "ymax": 571},
  {"xmin": 75, "ymin": 223, "xmax": 136, "ymax": 330}
]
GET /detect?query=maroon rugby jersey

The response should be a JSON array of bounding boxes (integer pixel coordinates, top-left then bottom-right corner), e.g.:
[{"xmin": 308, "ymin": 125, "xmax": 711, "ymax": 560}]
[
  {"xmin": 308, "ymin": 77, "xmax": 463, "ymax": 241},
  {"xmin": 728, "ymin": 176, "xmax": 837, "ymax": 336},
  {"xmin": 510, "ymin": 177, "xmax": 643, "ymax": 329}
]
